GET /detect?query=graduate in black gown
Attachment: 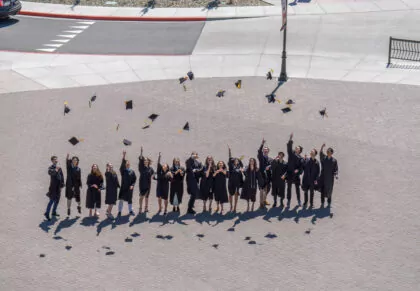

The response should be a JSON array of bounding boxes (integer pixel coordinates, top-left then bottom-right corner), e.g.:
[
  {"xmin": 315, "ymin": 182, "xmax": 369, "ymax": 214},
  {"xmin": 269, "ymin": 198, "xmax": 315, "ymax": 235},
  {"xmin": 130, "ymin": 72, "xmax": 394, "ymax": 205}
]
[
  {"xmin": 240, "ymin": 158, "xmax": 259, "ymax": 212},
  {"xmin": 271, "ymin": 152, "xmax": 288, "ymax": 208},
  {"xmin": 227, "ymin": 146, "xmax": 244, "ymax": 212},
  {"xmin": 65, "ymin": 153, "xmax": 82, "ymax": 217},
  {"xmin": 105, "ymin": 163, "xmax": 120, "ymax": 219},
  {"xmin": 286, "ymin": 133, "xmax": 304, "ymax": 208},
  {"xmin": 185, "ymin": 152, "xmax": 203, "ymax": 215},
  {"xmin": 118, "ymin": 150, "xmax": 137, "ymax": 216},
  {"xmin": 319, "ymin": 144, "xmax": 338, "ymax": 208},
  {"xmin": 45, "ymin": 156, "xmax": 65, "ymax": 221},
  {"xmin": 86, "ymin": 164, "xmax": 104, "ymax": 217},
  {"xmin": 301, "ymin": 149, "xmax": 320, "ymax": 208},
  {"xmin": 138, "ymin": 147, "xmax": 154, "ymax": 213},
  {"xmin": 155, "ymin": 152, "xmax": 172, "ymax": 215},
  {"xmin": 213, "ymin": 161, "xmax": 229, "ymax": 214},
  {"xmin": 199, "ymin": 156, "xmax": 215, "ymax": 212},
  {"xmin": 257, "ymin": 138, "xmax": 273, "ymax": 209},
  {"xmin": 170, "ymin": 158, "xmax": 185, "ymax": 213}
]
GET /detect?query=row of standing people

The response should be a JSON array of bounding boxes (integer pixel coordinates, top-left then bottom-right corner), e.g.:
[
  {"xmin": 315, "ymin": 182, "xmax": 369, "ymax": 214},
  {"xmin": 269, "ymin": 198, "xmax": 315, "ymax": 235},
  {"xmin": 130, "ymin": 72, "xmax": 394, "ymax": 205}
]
[{"xmin": 44, "ymin": 134, "xmax": 338, "ymax": 220}]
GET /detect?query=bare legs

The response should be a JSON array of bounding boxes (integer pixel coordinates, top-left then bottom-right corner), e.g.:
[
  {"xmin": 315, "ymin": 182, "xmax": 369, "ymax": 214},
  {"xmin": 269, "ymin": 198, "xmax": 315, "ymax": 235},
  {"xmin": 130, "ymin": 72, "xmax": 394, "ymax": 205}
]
[
  {"xmin": 158, "ymin": 197, "xmax": 162, "ymax": 212},
  {"xmin": 233, "ymin": 192, "xmax": 239, "ymax": 212},
  {"xmin": 139, "ymin": 196, "xmax": 149, "ymax": 213}
]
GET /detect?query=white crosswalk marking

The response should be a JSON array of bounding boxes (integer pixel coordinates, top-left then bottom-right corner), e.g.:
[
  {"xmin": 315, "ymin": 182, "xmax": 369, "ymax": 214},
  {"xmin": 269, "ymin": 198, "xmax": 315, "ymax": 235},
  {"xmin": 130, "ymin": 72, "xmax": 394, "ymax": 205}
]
[
  {"xmin": 37, "ymin": 21, "xmax": 95, "ymax": 53},
  {"xmin": 36, "ymin": 48, "xmax": 56, "ymax": 52},
  {"xmin": 44, "ymin": 44, "xmax": 63, "ymax": 48},
  {"xmin": 51, "ymin": 39, "xmax": 71, "ymax": 43},
  {"xmin": 56, "ymin": 34, "xmax": 77, "ymax": 39},
  {"xmin": 63, "ymin": 30, "xmax": 84, "ymax": 34}
]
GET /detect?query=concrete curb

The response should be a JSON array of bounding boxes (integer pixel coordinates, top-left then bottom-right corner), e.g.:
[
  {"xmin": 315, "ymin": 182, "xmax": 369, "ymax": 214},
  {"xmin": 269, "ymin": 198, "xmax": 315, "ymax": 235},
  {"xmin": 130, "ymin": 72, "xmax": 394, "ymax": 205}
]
[{"xmin": 18, "ymin": 10, "xmax": 208, "ymax": 21}]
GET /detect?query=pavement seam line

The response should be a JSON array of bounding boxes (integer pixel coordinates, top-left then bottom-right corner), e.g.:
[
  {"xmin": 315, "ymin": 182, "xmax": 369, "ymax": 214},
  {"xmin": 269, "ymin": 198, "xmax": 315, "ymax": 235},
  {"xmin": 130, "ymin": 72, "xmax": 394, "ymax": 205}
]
[{"xmin": 305, "ymin": 15, "xmax": 323, "ymax": 78}]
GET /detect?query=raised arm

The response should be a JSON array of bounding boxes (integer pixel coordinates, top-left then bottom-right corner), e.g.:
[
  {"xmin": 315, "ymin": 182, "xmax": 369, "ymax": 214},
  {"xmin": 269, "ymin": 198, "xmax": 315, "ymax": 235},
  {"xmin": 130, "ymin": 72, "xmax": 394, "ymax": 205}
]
[
  {"xmin": 287, "ymin": 133, "xmax": 293, "ymax": 156},
  {"xmin": 66, "ymin": 153, "xmax": 72, "ymax": 170},
  {"xmin": 120, "ymin": 150, "xmax": 127, "ymax": 175},
  {"xmin": 157, "ymin": 153, "xmax": 162, "ymax": 172},
  {"xmin": 138, "ymin": 147, "xmax": 145, "ymax": 172},
  {"xmin": 258, "ymin": 138, "xmax": 265, "ymax": 158},
  {"xmin": 320, "ymin": 143, "xmax": 326, "ymax": 160}
]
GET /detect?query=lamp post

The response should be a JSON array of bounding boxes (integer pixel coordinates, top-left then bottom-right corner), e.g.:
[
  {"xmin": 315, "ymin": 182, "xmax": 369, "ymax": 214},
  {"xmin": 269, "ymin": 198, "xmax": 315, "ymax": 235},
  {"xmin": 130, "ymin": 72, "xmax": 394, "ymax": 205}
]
[{"xmin": 278, "ymin": 0, "xmax": 288, "ymax": 82}]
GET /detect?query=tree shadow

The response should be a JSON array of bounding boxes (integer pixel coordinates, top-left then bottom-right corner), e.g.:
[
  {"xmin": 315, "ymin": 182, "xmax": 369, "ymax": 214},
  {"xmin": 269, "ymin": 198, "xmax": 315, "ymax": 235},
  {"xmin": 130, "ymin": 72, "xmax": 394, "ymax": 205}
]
[
  {"xmin": 39, "ymin": 217, "xmax": 58, "ymax": 233},
  {"xmin": 140, "ymin": 0, "xmax": 156, "ymax": 16},
  {"xmin": 0, "ymin": 18, "xmax": 19, "ymax": 29},
  {"xmin": 96, "ymin": 217, "xmax": 116, "ymax": 236},
  {"xmin": 129, "ymin": 213, "xmax": 149, "ymax": 227},
  {"xmin": 263, "ymin": 206, "xmax": 284, "ymax": 223},
  {"xmin": 202, "ymin": 0, "xmax": 221, "ymax": 11},
  {"xmin": 80, "ymin": 216, "xmax": 99, "ymax": 227},
  {"xmin": 54, "ymin": 217, "xmax": 80, "ymax": 235}
]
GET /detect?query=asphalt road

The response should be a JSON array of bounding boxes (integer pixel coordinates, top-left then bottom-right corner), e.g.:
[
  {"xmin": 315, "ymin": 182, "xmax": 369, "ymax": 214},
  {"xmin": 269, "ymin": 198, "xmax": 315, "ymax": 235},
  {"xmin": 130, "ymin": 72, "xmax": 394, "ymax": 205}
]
[{"xmin": 0, "ymin": 16, "xmax": 205, "ymax": 55}]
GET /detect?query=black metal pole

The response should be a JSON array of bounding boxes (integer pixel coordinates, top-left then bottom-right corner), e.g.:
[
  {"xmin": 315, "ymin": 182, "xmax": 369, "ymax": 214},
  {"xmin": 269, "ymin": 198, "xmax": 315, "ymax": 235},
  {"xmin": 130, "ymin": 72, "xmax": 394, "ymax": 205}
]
[{"xmin": 279, "ymin": 1, "xmax": 288, "ymax": 82}]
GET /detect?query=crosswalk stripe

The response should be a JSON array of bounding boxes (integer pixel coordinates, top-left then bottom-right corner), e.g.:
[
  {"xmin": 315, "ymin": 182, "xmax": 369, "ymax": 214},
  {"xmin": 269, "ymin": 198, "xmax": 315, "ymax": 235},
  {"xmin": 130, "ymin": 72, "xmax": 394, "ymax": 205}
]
[
  {"xmin": 63, "ymin": 30, "xmax": 83, "ymax": 34},
  {"xmin": 44, "ymin": 44, "xmax": 63, "ymax": 48},
  {"xmin": 36, "ymin": 48, "xmax": 56, "ymax": 52},
  {"xmin": 70, "ymin": 26, "xmax": 89, "ymax": 29},
  {"xmin": 51, "ymin": 39, "xmax": 70, "ymax": 43},
  {"xmin": 77, "ymin": 21, "xmax": 95, "ymax": 25},
  {"xmin": 56, "ymin": 34, "xmax": 77, "ymax": 39}
]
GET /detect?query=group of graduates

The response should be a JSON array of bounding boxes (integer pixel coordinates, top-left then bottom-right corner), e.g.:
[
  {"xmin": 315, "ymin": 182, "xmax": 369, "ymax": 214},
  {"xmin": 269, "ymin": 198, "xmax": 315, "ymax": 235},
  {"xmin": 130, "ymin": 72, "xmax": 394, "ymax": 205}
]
[{"xmin": 44, "ymin": 134, "xmax": 339, "ymax": 221}]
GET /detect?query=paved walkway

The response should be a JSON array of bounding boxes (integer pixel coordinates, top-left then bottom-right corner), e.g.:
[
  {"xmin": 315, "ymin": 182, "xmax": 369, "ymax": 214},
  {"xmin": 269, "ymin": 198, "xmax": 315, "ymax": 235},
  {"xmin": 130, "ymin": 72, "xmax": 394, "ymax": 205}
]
[{"xmin": 19, "ymin": 0, "xmax": 420, "ymax": 20}]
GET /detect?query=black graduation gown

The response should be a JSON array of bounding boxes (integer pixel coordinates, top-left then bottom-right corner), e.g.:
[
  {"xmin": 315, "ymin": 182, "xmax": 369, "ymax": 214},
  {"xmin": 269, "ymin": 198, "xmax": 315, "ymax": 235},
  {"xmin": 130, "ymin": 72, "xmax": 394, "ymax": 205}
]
[
  {"xmin": 170, "ymin": 166, "xmax": 185, "ymax": 205},
  {"xmin": 257, "ymin": 144, "xmax": 273, "ymax": 189},
  {"xmin": 119, "ymin": 159, "xmax": 137, "ymax": 204},
  {"xmin": 65, "ymin": 159, "xmax": 82, "ymax": 199},
  {"xmin": 156, "ymin": 163, "xmax": 171, "ymax": 200},
  {"xmin": 240, "ymin": 166, "xmax": 259, "ymax": 202},
  {"xmin": 138, "ymin": 156, "xmax": 154, "ymax": 195},
  {"xmin": 287, "ymin": 140, "xmax": 304, "ymax": 184},
  {"xmin": 105, "ymin": 171, "xmax": 120, "ymax": 205},
  {"xmin": 185, "ymin": 157, "xmax": 202, "ymax": 196},
  {"xmin": 47, "ymin": 164, "xmax": 64, "ymax": 201},
  {"xmin": 213, "ymin": 171, "xmax": 228, "ymax": 203},
  {"xmin": 199, "ymin": 166, "xmax": 214, "ymax": 201},
  {"xmin": 228, "ymin": 158, "xmax": 244, "ymax": 195},
  {"xmin": 86, "ymin": 174, "xmax": 103, "ymax": 209},
  {"xmin": 319, "ymin": 152, "xmax": 338, "ymax": 198},
  {"xmin": 302, "ymin": 158, "xmax": 320, "ymax": 191},
  {"xmin": 271, "ymin": 159, "xmax": 288, "ymax": 190}
]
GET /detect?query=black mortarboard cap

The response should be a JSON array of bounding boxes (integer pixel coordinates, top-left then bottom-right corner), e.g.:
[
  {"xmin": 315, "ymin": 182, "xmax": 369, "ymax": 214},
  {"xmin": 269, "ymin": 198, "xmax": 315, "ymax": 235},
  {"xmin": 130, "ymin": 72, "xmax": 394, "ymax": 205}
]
[
  {"xmin": 216, "ymin": 90, "xmax": 225, "ymax": 98},
  {"xmin": 148, "ymin": 114, "xmax": 159, "ymax": 122},
  {"xmin": 125, "ymin": 100, "xmax": 133, "ymax": 110},
  {"xmin": 179, "ymin": 77, "xmax": 188, "ymax": 84},
  {"xmin": 266, "ymin": 71, "xmax": 272, "ymax": 80},
  {"xmin": 187, "ymin": 71, "xmax": 194, "ymax": 80},
  {"xmin": 91, "ymin": 94, "xmax": 97, "ymax": 102},
  {"xmin": 319, "ymin": 108, "xmax": 327, "ymax": 117},
  {"xmin": 183, "ymin": 122, "xmax": 190, "ymax": 131},
  {"xmin": 142, "ymin": 125, "xmax": 150, "ymax": 130},
  {"xmin": 286, "ymin": 99, "xmax": 295, "ymax": 105},
  {"xmin": 281, "ymin": 107, "xmax": 292, "ymax": 113},
  {"xmin": 64, "ymin": 105, "xmax": 70, "ymax": 115},
  {"xmin": 68, "ymin": 137, "xmax": 79, "ymax": 146},
  {"xmin": 235, "ymin": 80, "xmax": 242, "ymax": 89},
  {"xmin": 123, "ymin": 139, "xmax": 132, "ymax": 146},
  {"xmin": 266, "ymin": 93, "xmax": 276, "ymax": 103}
]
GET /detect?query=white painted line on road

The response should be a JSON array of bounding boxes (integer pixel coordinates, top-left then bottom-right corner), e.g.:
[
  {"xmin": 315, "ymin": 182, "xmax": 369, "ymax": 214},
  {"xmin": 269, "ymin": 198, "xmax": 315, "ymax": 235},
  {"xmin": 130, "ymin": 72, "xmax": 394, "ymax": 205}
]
[
  {"xmin": 77, "ymin": 21, "xmax": 95, "ymax": 25},
  {"xmin": 44, "ymin": 44, "xmax": 63, "ymax": 48},
  {"xmin": 57, "ymin": 34, "xmax": 77, "ymax": 39},
  {"xmin": 36, "ymin": 48, "xmax": 56, "ymax": 53},
  {"xmin": 51, "ymin": 39, "xmax": 71, "ymax": 43},
  {"xmin": 70, "ymin": 26, "xmax": 90, "ymax": 29},
  {"xmin": 63, "ymin": 30, "xmax": 84, "ymax": 34}
]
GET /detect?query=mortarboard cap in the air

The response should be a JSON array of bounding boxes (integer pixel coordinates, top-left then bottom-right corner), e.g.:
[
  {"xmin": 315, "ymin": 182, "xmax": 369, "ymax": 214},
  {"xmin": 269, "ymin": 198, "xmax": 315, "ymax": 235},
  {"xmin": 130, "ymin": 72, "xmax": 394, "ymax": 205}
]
[
  {"xmin": 216, "ymin": 90, "xmax": 225, "ymax": 98},
  {"xmin": 142, "ymin": 125, "xmax": 150, "ymax": 130},
  {"xmin": 281, "ymin": 107, "xmax": 292, "ymax": 113},
  {"xmin": 68, "ymin": 137, "xmax": 79, "ymax": 146},
  {"xmin": 183, "ymin": 122, "xmax": 190, "ymax": 131},
  {"xmin": 235, "ymin": 80, "xmax": 242, "ymax": 89},
  {"xmin": 123, "ymin": 139, "xmax": 132, "ymax": 146},
  {"xmin": 319, "ymin": 108, "xmax": 328, "ymax": 118},
  {"xmin": 286, "ymin": 99, "xmax": 295, "ymax": 105},
  {"xmin": 179, "ymin": 77, "xmax": 188, "ymax": 84},
  {"xmin": 187, "ymin": 71, "xmax": 194, "ymax": 80},
  {"xmin": 148, "ymin": 114, "xmax": 159, "ymax": 122},
  {"xmin": 64, "ymin": 102, "xmax": 70, "ymax": 115},
  {"xmin": 91, "ymin": 94, "xmax": 97, "ymax": 102},
  {"xmin": 125, "ymin": 100, "xmax": 133, "ymax": 110},
  {"xmin": 266, "ymin": 71, "xmax": 272, "ymax": 80}
]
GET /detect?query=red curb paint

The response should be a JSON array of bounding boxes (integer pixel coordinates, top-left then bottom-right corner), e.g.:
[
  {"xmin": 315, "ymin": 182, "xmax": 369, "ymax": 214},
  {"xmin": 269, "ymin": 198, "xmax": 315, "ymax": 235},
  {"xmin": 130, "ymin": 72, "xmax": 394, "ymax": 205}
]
[{"xmin": 18, "ymin": 10, "xmax": 207, "ymax": 21}]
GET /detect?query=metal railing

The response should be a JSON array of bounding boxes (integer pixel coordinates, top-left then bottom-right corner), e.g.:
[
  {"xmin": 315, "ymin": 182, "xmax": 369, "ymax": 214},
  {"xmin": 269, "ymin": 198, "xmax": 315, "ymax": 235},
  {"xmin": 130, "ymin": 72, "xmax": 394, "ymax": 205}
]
[{"xmin": 388, "ymin": 37, "xmax": 420, "ymax": 66}]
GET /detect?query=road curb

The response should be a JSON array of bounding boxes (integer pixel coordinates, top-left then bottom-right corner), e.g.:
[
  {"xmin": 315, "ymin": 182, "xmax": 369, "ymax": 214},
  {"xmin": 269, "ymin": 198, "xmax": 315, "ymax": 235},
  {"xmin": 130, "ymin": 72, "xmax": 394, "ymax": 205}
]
[{"xmin": 18, "ymin": 10, "xmax": 207, "ymax": 21}]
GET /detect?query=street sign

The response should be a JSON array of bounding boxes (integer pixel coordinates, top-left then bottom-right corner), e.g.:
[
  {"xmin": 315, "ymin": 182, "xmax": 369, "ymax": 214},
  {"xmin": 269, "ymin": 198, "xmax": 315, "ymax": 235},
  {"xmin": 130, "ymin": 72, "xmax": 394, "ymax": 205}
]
[{"xmin": 281, "ymin": 0, "xmax": 287, "ymax": 31}]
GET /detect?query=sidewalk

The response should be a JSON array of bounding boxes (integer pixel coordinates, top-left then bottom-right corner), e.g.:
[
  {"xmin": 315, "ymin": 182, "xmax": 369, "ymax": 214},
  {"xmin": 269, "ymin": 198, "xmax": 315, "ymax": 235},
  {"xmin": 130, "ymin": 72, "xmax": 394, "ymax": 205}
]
[{"xmin": 19, "ymin": 0, "xmax": 419, "ymax": 21}]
